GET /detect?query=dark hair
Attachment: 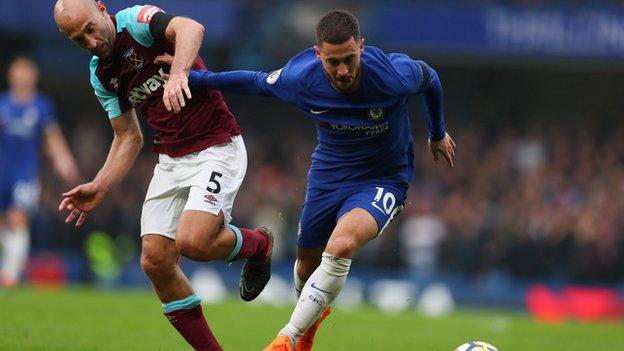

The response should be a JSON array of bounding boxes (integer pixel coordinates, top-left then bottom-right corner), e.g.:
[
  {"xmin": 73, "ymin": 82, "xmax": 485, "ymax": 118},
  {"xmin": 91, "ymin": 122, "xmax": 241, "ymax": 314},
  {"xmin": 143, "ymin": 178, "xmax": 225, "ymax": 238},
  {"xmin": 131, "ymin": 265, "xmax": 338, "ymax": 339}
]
[{"xmin": 315, "ymin": 10, "xmax": 360, "ymax": 46}]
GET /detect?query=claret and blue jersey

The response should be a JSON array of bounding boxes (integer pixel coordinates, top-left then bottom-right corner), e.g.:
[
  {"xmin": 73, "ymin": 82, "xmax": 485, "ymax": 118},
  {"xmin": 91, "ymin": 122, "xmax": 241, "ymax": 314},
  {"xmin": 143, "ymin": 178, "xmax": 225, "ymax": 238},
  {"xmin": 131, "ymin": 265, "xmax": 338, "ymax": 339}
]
[
  {"xmin": 187, "ymin": 45, "xmax": 446, "ymax": 246},
  {"xmin": 89, "ymin": 5, "xmax": 240, "ymax": 157}
]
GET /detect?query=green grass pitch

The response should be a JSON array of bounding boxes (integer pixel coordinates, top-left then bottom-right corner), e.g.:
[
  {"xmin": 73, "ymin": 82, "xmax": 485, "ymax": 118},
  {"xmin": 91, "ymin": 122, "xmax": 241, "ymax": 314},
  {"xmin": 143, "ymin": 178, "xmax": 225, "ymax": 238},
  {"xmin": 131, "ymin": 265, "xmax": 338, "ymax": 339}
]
[{"xmin": 0, "ymin": 288, "xmax": 622, "ymax": 350}]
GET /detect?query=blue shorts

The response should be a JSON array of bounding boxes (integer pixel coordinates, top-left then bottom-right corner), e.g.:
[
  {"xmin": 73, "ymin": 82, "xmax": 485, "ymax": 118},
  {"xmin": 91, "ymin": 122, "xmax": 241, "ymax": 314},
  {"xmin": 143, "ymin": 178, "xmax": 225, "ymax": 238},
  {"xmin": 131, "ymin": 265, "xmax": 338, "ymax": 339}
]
[
  {"xmin": 0, "ymin": 177, "xmax": 40, "ymax": 213},
  {"xmin": 297, "ymin": 183, "xmax": 407, "ymax": 248}
]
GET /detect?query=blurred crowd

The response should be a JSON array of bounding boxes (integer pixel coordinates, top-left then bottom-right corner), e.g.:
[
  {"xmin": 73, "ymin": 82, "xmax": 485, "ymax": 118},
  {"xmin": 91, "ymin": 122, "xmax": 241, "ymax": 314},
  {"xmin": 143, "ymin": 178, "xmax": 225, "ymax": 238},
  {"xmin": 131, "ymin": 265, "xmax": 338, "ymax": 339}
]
[
  {"xmin": 32, "ymin": 101, "xmax": 624, "ymax": 284},
  {"xmin": 403, "ymin": 122, "xmax": 624, "ymax": 284}
]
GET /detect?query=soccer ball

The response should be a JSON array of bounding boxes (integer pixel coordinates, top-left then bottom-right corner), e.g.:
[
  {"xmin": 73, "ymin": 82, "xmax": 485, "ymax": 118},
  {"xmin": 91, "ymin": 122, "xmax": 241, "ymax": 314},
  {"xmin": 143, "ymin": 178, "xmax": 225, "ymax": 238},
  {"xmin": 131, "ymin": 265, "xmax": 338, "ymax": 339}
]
[{"xmin": 454, "ymin": 341, "xmax": 499, "ymax": 351}]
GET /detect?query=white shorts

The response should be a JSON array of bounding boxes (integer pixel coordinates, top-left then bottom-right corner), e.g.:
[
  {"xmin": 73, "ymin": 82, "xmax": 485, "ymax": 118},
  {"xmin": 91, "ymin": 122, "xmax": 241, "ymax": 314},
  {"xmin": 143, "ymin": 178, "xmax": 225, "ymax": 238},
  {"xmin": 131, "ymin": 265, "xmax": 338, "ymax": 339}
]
[{"xmin": 140, "ymin": 136, "xmax": 247, "ymax": 239}]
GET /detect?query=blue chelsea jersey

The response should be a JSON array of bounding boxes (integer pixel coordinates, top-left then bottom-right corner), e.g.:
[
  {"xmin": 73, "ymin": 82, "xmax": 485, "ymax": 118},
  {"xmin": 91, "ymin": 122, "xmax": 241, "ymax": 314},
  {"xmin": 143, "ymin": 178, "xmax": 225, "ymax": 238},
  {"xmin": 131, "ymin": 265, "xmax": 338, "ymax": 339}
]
[
  {"xmin": 189, "ymin": 46, "xmax": 445, "ymax": 189},
  {"xmin": 0, "ymin": 93, "xmax": 56, "ymax": 180}
]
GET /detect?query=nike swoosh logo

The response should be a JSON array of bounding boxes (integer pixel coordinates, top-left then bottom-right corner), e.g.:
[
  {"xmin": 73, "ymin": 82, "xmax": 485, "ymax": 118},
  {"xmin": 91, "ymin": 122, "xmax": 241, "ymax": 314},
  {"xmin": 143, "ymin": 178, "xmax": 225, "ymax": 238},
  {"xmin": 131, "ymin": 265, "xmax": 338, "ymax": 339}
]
[
  {"xmin": 310, "ymin": 109, "xmax": 330, "ymax": 115},
  {"xmin": 310, "ymin": 283, "xmax": 332, "ymax": 295}
]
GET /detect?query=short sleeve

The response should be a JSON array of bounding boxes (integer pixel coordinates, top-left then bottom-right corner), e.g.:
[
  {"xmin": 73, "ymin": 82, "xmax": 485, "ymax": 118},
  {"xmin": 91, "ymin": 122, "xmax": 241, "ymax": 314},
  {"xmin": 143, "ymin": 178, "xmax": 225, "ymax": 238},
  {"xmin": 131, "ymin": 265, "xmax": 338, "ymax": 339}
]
[
  {"xmin": 89, "ymin": 56, "xmax": 122, "ymax": 120},
  {"xmin": 115, "ymin": 5, "xmax": 164, "ymax": 47}
]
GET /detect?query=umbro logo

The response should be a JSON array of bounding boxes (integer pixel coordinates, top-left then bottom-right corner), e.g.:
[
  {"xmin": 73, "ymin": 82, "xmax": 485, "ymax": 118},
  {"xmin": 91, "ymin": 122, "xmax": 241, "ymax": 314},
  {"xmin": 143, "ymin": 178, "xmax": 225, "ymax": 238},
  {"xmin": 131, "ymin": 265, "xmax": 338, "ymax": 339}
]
[{"xmin": 204, "ymin": 194, "xmax": 218, "ymax": 205}]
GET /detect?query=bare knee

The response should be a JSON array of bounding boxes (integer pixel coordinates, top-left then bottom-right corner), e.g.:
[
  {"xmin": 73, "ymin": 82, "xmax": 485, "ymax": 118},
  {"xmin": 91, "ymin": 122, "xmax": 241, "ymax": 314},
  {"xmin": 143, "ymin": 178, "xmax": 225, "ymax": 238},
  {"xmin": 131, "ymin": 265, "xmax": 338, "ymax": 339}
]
[
  {"xmin": 326, "ymin": 236, "xmax": 359, "ymax": 259},
  {"xmin": 141, "ymin": 242, "xmax": 177, "ymax": 279},
  {"xmin": 325, "ymin": 208, "xmax": 377, "ymax": 259},
  {"xmin": 141, "ymin": 253, "xmax": 173, "ymax": 279}
]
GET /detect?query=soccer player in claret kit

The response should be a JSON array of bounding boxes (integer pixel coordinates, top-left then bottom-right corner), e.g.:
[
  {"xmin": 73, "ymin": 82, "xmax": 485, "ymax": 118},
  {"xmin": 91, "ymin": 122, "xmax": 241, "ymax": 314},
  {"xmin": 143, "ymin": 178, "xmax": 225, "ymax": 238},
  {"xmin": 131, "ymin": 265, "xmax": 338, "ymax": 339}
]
[
  {"xmin": 53, "ymin": 1, "xmax": 274, "ymax": 350},
  {"xmin": 160, "ymin": 9, "xmax": 457, "ymax": 351}
]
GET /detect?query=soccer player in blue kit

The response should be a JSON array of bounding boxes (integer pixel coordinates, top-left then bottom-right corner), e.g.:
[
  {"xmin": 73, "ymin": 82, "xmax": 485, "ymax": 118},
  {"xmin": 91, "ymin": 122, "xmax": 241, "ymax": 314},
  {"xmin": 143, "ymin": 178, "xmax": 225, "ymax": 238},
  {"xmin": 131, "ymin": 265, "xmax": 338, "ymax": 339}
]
[
  {"xmin": 158, "ymin": 9, "xmax": 456, "ymax": 351},
  {"xmin": 0, "ymin": 57, "xmax": 80, "ymax": 288}
]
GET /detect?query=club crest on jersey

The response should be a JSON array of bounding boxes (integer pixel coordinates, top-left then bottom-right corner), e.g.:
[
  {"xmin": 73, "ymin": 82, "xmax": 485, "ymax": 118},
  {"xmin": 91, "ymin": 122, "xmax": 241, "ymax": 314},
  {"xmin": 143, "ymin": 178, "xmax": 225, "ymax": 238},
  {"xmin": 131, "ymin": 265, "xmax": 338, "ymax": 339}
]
[
  {"xmin": 367, "ymin": 108, "xmax": 385, "ymax": 120},
  {"xmin": 123, "ymin": 47, "xmax": 143, "ymax": 69}
]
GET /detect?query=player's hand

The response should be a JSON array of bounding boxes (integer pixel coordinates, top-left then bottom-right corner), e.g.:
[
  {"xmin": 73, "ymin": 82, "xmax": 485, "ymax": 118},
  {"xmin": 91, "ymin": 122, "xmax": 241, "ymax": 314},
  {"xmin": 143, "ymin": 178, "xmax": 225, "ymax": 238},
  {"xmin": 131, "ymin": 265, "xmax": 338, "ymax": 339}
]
[
  {"xmin": 58, "ymin": 182, "xmax": 106, "ymax": 227},
  {"xmin": 162, "ymin": 67, "xmax": 192, "ymax": 114},
  {"xmin": 155, "ymin": 51, "xmax": 191, "ymax": 114},
  {"xmin": 429, "ymin": 132, "xmax": 456, "ymax": 167}
]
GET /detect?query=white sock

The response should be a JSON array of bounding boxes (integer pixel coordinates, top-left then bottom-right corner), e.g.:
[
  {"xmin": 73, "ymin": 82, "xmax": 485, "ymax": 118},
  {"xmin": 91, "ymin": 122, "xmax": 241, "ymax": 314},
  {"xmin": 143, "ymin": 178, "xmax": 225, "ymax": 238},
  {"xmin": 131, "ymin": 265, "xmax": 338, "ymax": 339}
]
[
  {"xmin": 1, "ymin": 228, "xmax": 29, "ymax": 284},
  {"xmin": 293, "ymin": 260, "xmax": 305, "ymax": 298},
  {"xmin": 279, "ymin": 252, "xmax": 351, "ymax": 345}
]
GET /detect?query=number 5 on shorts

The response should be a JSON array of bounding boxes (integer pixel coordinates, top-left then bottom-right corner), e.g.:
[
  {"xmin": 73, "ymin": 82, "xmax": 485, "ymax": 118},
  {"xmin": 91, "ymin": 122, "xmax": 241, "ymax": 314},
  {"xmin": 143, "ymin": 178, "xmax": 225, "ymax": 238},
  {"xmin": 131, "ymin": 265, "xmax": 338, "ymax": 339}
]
[{"xmin": 206, "ymin": 171, "xmax": 223, "ymax": 194}]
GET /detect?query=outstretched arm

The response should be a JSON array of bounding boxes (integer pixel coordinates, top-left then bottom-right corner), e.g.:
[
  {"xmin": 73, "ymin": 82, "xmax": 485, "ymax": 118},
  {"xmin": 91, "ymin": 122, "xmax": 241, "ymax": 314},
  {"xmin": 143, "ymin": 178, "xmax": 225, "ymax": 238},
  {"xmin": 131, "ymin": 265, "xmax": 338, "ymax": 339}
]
[
  {"xmin": 188, "ymin": 69, "xmax": 274, "ymax": 96},
  {"xmin": 154, "ymin": 53, "xmax": 297, "ymax": 102},
  {"xmin": 59, "ymin": 109, "xmax": 143, "ymax": 226}
]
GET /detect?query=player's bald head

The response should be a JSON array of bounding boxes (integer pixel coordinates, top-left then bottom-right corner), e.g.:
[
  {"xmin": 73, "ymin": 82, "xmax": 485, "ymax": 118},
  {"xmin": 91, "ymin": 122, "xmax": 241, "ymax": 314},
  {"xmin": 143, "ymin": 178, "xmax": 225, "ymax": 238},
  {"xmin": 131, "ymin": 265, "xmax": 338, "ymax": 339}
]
[
  {"xmin": 54, "ymin": 0, "xmax": 116, "ymax": 58},
  {"xmin": 54, "ymin": 0, "xmax": 99, "ymax": 32}
]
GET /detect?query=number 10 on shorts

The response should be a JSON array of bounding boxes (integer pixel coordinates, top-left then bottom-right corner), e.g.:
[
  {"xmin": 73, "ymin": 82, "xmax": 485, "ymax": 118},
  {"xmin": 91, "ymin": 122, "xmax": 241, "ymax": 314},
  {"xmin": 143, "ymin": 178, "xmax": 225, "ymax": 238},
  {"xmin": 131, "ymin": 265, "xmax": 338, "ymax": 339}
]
[{"xmin": 371, "ymin": 187, "xmax": 396, "ymax": 215}]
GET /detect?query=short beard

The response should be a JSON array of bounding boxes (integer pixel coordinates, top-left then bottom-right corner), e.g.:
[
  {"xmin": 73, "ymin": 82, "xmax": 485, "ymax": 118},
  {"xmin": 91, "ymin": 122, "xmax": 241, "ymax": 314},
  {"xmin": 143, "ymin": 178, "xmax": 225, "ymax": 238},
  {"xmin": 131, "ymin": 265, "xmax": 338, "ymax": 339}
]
[{"xmin": 101, "ymin": 24, "xmax": 116, "ymax": 58}]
